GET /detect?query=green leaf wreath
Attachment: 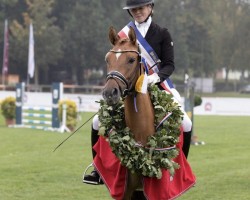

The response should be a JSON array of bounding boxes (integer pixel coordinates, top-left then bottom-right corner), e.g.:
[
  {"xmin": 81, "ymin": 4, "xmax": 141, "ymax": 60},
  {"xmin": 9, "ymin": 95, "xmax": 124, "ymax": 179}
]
[{"xmin": 98, "ymin": 84, "xmax": 183, "ymax": 179}]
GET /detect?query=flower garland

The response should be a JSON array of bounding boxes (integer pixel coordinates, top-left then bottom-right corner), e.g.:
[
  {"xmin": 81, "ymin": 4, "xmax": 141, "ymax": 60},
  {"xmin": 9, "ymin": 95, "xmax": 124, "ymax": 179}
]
[{"xmin": 98, "ymin": 84, "xmax": 183, "ymax": 179}]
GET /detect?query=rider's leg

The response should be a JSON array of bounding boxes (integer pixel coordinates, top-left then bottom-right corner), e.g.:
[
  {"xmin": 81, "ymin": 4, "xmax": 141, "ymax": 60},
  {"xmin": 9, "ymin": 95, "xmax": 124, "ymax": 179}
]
[
  {"xmin": 83, "ymin": 115, "xmax": 103, "ymax": 185},
  {"xmin": 181, "ymin": 111, "xmax": 192, "ymax": 159},
  {"xmin": 168, "ymin": 87, "xmax": 193, "ymax": 159},
  {"xmin": 91, "ymin": 115, "xmax": 100, "ymax": 159}
]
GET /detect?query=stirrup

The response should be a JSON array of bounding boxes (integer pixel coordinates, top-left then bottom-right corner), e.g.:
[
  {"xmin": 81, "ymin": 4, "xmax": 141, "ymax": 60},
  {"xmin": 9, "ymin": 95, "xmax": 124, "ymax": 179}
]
[
  {"xmin": 82, "ymin": 163, "xmax": 94, "ymax": 180},
  {"xmin": 82, "ymin": 163, "xmax": 103, "ymax": 185}
]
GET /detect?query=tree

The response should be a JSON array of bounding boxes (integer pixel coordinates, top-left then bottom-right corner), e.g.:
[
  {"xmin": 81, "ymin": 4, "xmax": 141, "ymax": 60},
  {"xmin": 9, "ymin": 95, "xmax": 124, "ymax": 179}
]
[
  {"xmin": 211, "ymin": 0, "xmax": 250, "ymax": 84},
  {"xmin": 230, "ymin": 3, "xmax": 250, "ymax": 80},
  {"xmin": 0, "ymin": 0, "xmax": 19, "ymax": 74},
  {"xmin": 155, "ymin": 0, "xmax": 215, "ymax": 78},
  {"xmin": 1, "ymin": 0, "xmax": 249, "ymax": 86},
  {"xmin": 9, "ymin": 0, "xmax": 63, "ymax": 84},
  {"xmin": 58, "ymin": 0, "xmax": 109, "ymax": 84}
]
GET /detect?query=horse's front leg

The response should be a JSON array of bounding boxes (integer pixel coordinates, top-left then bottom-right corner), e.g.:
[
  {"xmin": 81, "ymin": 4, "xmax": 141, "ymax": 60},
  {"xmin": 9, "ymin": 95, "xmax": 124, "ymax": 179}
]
[{"xmin": 123, "ymin": 172, "xmax": 143, "ymax": 200}]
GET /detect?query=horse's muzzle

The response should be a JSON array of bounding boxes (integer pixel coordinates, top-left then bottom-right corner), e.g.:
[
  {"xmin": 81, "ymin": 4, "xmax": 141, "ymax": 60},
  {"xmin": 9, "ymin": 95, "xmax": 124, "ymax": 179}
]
[{"xmin": 102, "ymin": 86, "xmax": 121, "ymax": 106}]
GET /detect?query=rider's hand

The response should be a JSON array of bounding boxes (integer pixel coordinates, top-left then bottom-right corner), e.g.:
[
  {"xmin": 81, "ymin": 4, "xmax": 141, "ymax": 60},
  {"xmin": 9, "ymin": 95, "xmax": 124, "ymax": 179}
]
[{"xmin": 147, "ymin": 73, "xmax": 160, "ymax": 85}]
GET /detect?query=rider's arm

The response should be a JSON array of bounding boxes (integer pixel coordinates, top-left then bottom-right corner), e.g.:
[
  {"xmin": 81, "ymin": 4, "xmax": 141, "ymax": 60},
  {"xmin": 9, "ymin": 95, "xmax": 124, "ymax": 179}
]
[
  {"xmin": 157, "ymin": 28, "xmax": 175, "ymax": 82},
  {"xmin": 146, "ymin": 23, "xmax": 175, "ymax": 83}
]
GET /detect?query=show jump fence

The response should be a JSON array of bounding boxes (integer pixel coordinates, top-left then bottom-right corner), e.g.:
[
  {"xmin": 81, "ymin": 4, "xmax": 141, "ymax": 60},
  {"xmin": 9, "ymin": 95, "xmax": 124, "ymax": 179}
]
[
  {"xmin": 15, "ymin": 82, "xmax": 66, "ymax": 132},
  {"xmin": 21, "ymin": 106, "xmax": 53, "ymax": 130}
]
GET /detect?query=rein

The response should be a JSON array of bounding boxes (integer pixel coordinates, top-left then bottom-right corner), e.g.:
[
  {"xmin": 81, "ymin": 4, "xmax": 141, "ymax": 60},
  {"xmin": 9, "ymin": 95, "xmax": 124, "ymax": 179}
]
[{"xmin": 106, "ymin": 49, "xmax": 142, "ymax": 97}]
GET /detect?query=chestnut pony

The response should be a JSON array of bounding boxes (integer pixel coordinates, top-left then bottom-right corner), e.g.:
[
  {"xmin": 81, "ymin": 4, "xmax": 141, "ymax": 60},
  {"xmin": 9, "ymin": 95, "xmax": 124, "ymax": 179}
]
[{"xmin": 102, "ymin": 27, "xmax": 154, "ymax": 200}]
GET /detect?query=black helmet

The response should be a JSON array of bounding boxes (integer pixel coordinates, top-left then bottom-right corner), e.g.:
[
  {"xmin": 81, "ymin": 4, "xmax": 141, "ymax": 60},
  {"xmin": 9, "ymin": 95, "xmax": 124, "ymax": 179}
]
[{"xmin": 123, "ymin": 0, "xmax": 154, "ymax": 9}]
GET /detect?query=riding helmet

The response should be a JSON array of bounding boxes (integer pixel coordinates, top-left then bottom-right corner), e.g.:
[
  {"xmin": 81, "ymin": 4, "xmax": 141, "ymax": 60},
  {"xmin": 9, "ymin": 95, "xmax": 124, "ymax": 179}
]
[{"xmin": 123, "ymin": 0, "xmax": 154, "ymax": 9}]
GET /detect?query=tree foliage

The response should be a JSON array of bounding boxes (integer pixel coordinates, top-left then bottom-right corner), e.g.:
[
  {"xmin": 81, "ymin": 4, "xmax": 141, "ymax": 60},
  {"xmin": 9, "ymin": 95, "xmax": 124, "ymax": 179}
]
[{"xmin": 0, "ymin": 0, "xmax": 249, "ymax": 84}]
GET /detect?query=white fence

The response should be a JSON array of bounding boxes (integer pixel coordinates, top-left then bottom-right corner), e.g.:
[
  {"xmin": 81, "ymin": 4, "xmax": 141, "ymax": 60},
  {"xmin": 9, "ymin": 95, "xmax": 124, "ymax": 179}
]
[
  {"xmin": 194, "ymin": 97, "xmax": 250, "ymax": 116},
  {"xmin": 1, "ymin": 91, "xmax": 250, "ymax": 116}
]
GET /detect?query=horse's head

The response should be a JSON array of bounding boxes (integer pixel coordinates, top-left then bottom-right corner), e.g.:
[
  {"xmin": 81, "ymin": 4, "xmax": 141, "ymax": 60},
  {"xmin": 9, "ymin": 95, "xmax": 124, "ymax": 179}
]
[{"xmin": 102, "ymin": 26, "xmax": 141, "ymax": 106}]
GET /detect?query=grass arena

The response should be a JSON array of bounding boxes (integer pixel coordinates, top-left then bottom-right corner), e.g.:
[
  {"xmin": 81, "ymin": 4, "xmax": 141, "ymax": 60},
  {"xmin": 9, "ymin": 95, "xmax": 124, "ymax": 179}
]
[{"xmin": 0, "ymin": 113, "xmax": 249, "ymax": 200}]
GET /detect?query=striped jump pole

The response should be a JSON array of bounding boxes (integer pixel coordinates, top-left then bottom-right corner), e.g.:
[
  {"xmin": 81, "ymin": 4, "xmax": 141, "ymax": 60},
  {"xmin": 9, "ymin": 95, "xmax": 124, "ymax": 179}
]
[{"xmin": 21, "ymin": 106, "xmax": 52, "ymax": 130}]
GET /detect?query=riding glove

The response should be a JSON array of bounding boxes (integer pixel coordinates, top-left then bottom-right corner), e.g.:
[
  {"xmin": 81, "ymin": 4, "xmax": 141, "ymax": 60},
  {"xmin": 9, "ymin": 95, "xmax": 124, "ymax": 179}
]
[{"xmin": 147, "ymin": 73, "xmax": 160, "ymax": 85}]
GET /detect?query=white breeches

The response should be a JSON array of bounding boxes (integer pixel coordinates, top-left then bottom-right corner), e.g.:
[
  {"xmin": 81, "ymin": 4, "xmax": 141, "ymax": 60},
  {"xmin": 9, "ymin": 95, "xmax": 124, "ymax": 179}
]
[
  {"xmin": 92, "ymin": 114, "xmax": 100, "ymax": 130},
  {"xmin": 179, "ymin": 106, "xmax": 192, "ymax": 132},
  {"xmin": 168, "ymin": 88, "xmax": 192, "ymax": 132}
]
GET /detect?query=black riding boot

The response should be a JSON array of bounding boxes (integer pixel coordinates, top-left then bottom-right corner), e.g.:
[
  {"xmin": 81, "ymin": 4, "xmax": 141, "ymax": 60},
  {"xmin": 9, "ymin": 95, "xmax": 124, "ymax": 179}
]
[
  {"xmin": 182, "ymin": 130, "xmax": 192, "ymax": 159},
  {"xmin": 83, "ymin": 126, "xmax": 103, "ymax": 185},
  {"xmin": 90, "ymin": 126, "xmax": 99, "ymax": 159}
]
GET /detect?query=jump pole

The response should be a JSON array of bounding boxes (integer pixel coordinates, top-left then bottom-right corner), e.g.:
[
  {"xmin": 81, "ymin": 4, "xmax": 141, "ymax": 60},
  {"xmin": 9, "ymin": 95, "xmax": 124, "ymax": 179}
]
[{"xmin": 15, "ymin": 82, "xmax": 63, "ymax": 131}]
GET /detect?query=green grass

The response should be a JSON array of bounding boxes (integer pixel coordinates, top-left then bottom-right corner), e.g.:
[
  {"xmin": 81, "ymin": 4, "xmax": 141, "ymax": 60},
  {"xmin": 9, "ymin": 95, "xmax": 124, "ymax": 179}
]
[{"xmin": 0, "ymin": 114, "xmax": 250, "ymax": 200}]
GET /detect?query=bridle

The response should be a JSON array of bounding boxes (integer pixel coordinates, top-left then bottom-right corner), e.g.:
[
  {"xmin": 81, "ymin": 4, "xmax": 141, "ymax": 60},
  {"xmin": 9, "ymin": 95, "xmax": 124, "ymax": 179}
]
[{"xmin": 106, "ymin": 49, "xmax": 142, "ymax": 98}]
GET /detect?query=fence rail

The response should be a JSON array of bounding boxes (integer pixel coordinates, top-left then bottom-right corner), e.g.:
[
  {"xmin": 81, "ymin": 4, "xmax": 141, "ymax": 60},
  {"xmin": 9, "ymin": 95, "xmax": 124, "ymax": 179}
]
[{"xmin": 0, "ymin": 84, "xmax": 103, "ymax": 94}]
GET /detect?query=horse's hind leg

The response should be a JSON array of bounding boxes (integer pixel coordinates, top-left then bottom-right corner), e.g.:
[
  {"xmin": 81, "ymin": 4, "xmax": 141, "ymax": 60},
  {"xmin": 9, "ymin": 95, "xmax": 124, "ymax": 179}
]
[{"xmin": 131, "ymin": 191, "xmax": 147, "ymax": 200}]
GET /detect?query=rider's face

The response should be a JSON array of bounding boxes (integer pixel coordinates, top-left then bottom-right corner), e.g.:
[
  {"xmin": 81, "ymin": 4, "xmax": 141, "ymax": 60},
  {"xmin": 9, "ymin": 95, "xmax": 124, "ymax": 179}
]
[{"xmin": 129, "ymin": 5, "xmax": 152, "ymax": 23}]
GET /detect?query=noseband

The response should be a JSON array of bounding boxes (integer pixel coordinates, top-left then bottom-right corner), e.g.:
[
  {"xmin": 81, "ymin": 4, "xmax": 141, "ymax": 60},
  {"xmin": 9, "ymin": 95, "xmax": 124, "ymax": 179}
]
[{"xmin": 106, "ymin": 49, "xmax": 141, "ymax": 97}]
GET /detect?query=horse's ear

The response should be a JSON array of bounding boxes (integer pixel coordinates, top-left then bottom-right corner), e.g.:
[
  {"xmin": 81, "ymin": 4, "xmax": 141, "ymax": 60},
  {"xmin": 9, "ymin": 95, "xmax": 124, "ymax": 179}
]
[
  {"xmin": 109, "ymin": 26, "xmax": 120, "ymax": 46},
  {"xmin": 128, "ymin": 27, "xmax": 137, "ymax": 45}
]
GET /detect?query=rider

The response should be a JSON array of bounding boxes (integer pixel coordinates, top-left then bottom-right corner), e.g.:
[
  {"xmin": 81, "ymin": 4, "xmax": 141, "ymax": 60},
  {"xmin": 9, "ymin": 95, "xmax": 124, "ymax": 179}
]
[{"xmin": 83, "ymin": 0, "xmax": 192, "ymax": 185}]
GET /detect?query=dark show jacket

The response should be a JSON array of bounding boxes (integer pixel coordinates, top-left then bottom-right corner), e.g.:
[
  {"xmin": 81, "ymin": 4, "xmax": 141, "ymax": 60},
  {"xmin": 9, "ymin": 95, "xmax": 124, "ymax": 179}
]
[{"xmin": 145, "ymin": 21, "xmax": 175, "ymax": 82}]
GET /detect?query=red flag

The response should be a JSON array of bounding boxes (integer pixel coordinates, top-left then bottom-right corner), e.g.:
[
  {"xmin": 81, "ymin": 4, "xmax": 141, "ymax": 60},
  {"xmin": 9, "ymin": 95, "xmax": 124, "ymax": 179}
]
[{"xmin": 2, "ymin": 19, "xmax": 9, "ymax": 76}]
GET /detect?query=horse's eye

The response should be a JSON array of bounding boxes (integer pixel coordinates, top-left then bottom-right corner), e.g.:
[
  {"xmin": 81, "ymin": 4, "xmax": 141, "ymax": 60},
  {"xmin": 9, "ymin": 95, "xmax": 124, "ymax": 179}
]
[{"xmin": 128, "ymin": 58, "xmax": 135, "ymax": 64}]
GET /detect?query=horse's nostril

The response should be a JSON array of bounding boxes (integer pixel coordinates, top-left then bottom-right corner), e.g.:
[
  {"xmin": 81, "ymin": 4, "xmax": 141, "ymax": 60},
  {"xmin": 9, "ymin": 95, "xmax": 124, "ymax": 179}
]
[
  {"xmin": 102, "ymin": 86, "xmax": 121, "ymax": 106},
  {"xmin": 102, "ymin": 88, "xmax": 119, "ymax": 100},
  {"xmin": 112, "ymin": 88, "xmax": 118, "ymax": 97}
]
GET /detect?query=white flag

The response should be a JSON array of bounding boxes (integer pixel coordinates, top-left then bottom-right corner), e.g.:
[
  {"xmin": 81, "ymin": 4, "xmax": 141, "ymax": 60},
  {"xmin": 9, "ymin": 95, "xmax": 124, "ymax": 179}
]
[{"xmin": 28, "ymin": 23, "xmax": 35, "ymax": 78}]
